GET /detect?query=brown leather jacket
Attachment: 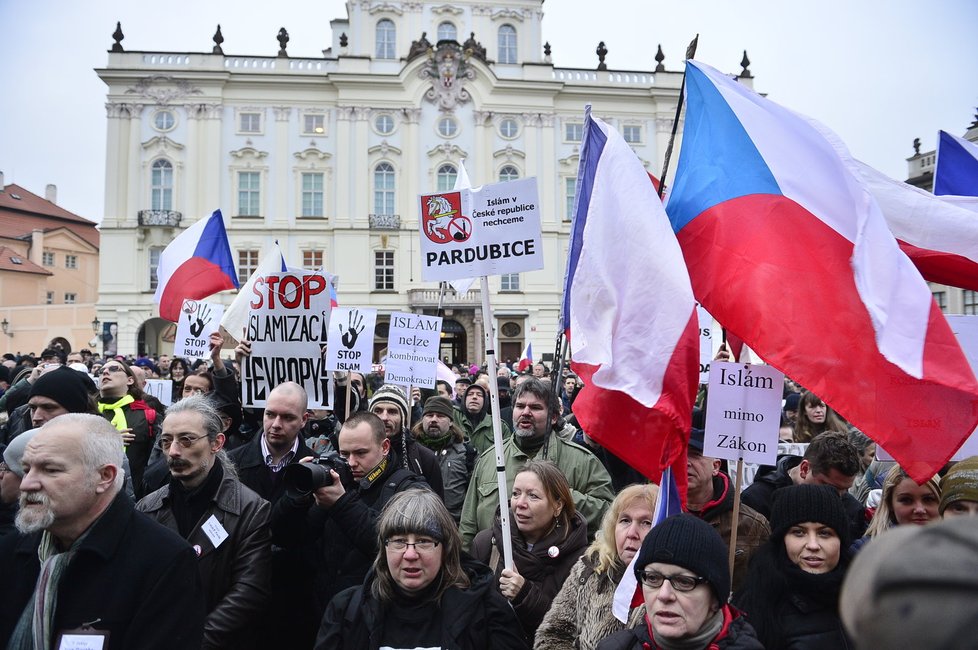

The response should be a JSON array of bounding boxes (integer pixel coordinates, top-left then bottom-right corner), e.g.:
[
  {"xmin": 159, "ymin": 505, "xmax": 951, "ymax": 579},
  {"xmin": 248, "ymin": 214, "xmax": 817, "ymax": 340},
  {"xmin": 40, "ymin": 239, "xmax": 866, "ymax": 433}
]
[{"xmin": 137, "ymin": 463, "xmax": 272, "ymax": 650}]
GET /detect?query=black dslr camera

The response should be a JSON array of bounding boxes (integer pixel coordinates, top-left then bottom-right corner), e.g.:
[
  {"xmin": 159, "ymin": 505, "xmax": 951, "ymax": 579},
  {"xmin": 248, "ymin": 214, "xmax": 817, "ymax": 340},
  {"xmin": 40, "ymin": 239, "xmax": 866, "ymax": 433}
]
[{"xmin": 283, "ymin": 451, "xmax": 355, "ymax": 495}]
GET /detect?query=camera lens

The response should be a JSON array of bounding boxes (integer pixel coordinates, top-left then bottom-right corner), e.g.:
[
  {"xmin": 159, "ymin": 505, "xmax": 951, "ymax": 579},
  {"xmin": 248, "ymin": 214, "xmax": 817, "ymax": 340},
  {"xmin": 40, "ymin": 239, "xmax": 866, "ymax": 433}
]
[{"xmin": 283, "ymin": 462, "xmax": 333, "ymax": 494}]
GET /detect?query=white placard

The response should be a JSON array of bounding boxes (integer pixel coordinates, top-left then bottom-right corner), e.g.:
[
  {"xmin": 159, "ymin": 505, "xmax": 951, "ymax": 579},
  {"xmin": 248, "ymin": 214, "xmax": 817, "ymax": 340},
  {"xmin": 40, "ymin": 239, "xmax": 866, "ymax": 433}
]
[
  {"xmin": 697, "ymin": 304, "xmax": 719, "ymax": 383},
  {"xmin": 385, "ymin": 312, "xmax": 442, "ymax": 388},
  {"xmin": 704, "ymin": 361, "xmax": 784, "ymax": 464},
  {"xmin": 201, "ymin": 514, "xmax": 229, "ymax": 549},
  {"xmin": 325, "ymin": 307, "xmax": 377, "ymax": 373},
  {"xmin": 877, "ymin": 315, "xmax": 978, "ymax": 462},
  {"xmin": 419, "ymin": 177, "xmax": 543, "ymax": 281},
  {"xmin": 173, "ymin": 299, "xmax": 224, "ymax": 359},
  {"xmin": 143, "ymin": 379, "xmax": 173, "ymax": 406},
  {"xmin": 241, "ymin": 271, "xmax": 333, "ymax": 408}
]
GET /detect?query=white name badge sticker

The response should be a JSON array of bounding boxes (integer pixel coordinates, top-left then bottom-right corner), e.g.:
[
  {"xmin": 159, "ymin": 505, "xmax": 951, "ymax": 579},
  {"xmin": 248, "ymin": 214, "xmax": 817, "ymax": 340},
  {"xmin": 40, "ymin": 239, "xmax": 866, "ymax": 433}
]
[
  {"xmin": 201, "ymin": 514, "xmax": 229, "ymax": 549},
  {"xmin": 57, "ymin": 633, "xmax": 107, "ymax": 650}
]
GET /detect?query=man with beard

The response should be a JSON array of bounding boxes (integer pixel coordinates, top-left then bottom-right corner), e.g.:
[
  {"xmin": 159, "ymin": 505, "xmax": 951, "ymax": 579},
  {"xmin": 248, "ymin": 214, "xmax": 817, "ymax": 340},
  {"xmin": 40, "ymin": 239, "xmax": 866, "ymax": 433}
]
[
  {"xmin": 454, "ymin": 383, "xmax": 512, "ymax": 455},
  {"xmin": 685, "ymin": 428, "xmax": 770, "ymax": 592},
  {"xmin": 458, "ymin": 377, "xmax": 614, "ymax": 548},
  {"xmin": 272, "ymin": 411, "xmax": 428, "ymax": 619},
  {"xmin": 137, "ymin": 396, "xmax": 271, "ymax": 649},
  {"xmin": 0, "ymin": 414, "xmax": 204, "ymax": 649},
  {"xmin": 413, "ymin": 396, "xmax": 475, "ymax": 522},
  {"xmin": 368, "ymin": 385, "xmax": 443, "ymax": 498}
]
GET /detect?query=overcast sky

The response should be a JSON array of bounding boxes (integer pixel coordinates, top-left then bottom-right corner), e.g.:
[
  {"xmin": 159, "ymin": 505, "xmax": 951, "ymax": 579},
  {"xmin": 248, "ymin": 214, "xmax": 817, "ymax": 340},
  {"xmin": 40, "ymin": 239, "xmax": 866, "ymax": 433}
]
[{"xmin": 1, "ymin": 0, "xmax": 975, "ymax": 222}]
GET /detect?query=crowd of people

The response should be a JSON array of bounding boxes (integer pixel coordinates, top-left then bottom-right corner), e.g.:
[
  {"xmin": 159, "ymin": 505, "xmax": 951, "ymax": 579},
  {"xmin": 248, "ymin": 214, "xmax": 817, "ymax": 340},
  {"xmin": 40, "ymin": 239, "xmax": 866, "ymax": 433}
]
[{"xmin": 1, "ymin": 341, "xmax": 977, "ymax": 649}]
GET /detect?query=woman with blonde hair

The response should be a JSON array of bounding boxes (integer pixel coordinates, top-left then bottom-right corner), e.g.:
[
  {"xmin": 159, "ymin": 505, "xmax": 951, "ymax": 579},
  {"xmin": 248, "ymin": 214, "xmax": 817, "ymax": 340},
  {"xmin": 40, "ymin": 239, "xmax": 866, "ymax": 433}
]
[
  {"xmin": 851, "ymin": 464, "xmax": 941, "ymax": 552},
  {"xmin": 472, "ymin": 459, "xmax": 590, "ymax": 640},
  {"xmin": 534, "ymin": 483, "xmax": 658, "ymax": 650},
  {"xmin": 316, "ymin": 488, "xmax": 527, "ymax": 649}
]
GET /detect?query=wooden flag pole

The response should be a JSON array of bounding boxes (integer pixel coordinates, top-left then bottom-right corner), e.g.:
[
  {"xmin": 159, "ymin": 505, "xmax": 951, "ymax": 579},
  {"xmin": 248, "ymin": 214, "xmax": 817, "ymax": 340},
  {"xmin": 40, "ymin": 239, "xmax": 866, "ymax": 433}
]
[
  {"xmin": 728, "ymin": 457, "xmax": 744, "ymax": 599},
  {"xmin": 345, "ymin": 372, "xmax": 353, "ymax": 423},
  {"xmin": 480, "ymin": 275, "xmax": 514, "ymax": 570}
]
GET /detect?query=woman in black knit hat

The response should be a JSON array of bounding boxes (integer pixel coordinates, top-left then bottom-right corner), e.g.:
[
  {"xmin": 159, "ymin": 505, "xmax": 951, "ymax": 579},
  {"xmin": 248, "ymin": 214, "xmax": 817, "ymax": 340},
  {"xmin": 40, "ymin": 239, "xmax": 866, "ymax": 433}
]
[
  {"xmin": 733, "ymin": 484, "xmax": 853, "ymax": 649},
  {"xmin": 597, "ymin": 513, "xmax": 763, "ymax": 650}
]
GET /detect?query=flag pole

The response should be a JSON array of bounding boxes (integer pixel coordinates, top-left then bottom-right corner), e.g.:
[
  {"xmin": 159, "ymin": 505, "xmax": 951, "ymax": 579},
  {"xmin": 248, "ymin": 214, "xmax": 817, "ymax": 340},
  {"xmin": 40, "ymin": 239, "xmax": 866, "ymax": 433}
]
[
  {"xmin": 657, "ymin": 34, "xmax": 698, "ymax": 200},
  {"xmin": 728, "ymin": 457, "xmax": 744, "ymax": 597},
  {"xmin": 480, "ymin": 275, "xmax": 515, "ymax": 569}
]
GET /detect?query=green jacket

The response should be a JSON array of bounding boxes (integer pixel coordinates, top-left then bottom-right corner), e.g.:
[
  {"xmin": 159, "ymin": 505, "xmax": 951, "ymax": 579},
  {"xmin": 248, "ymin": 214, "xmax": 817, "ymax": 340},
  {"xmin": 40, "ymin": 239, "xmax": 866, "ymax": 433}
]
[
  {"xmin": 453, "ymin": 410, "xmax": 511, "ymax": 456},
  {"xmin": 458, "ymin": 432, "xmax": 615, "ymax": 549}
]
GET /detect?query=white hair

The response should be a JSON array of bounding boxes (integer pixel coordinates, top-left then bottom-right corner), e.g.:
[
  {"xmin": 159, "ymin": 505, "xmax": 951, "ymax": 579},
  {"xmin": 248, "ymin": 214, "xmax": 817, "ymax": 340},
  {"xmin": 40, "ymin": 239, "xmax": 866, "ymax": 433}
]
[{"xmin": 43, "ymin": 413, "xmax": 125, "ymax": 493}]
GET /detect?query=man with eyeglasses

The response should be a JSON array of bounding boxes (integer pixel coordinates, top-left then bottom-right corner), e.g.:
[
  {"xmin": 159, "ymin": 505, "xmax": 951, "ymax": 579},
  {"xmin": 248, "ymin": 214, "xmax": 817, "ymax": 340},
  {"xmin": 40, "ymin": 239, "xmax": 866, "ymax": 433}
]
[
  {"xmin": 272, "ymin": 410, "xmax": 427, "ymax": 630},
  {"xmin": 137, "ymin": 395, "xmax": 271, "ymax": 649},
  {"xmin": 97, "ymin": 360, "xmax": 161, "ymax": 498}
]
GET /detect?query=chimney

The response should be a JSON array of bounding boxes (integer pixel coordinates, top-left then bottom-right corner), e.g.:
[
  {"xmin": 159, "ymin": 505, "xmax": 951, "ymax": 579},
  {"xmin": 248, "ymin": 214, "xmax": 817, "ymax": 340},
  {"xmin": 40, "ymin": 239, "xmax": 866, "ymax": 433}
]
[
  {"xmin": 30, "ymin": 229, "xmax": 44, "ymax": 265},
  {"xmin": 45, "ymin": 184, "xmax": 57, "ymax": 204},
  {"xmin": 0, "ymin": 170, "xmax": 4, "ymax": 189}
]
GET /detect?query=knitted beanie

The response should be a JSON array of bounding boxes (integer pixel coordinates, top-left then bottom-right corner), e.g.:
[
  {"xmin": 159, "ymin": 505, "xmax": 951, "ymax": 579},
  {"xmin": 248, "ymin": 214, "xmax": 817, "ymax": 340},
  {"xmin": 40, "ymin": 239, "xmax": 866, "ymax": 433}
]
[
  {"xmin": 3, "ymin": 428, "xmax": 41, "ymax": 478},
  {"xmin": 939, "ymin": 456, "xmax": 978, "ymax": 515},
  {"xmin": 368, "ymin": 384, "xmax": 410, "ymax": 427},
  {"xmin": 634, "ymin": 513, "xmax": 730, "ymax": 603},
  {"xmin": 771, "ymin": 484, "xmax": 851, "ymax": 547},
  {"xmin": 28, "ymin": 366, "xmax": 93, "ymax": 415},
  {"xmin": 422, "ymin": 396, "xmax": 455, "ymax": 418}
]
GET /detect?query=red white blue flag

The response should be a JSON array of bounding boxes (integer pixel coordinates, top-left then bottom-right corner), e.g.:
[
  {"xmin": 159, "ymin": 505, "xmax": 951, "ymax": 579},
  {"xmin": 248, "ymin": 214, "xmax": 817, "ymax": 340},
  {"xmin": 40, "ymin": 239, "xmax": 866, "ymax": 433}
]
[
  {"xmin": 935, "ymin": 130, "xmax": 978, "ymax": 196},
  {"xmin": 154, "ymin": 209, "xmax": 238, "ymax": 322},
  {"xmin": 667, "ymin": 61, "xmax": 978, "ymax": 483},
  {"xmin": 563, "ymin": 111, "xmax": 699, "ymax": 487}
]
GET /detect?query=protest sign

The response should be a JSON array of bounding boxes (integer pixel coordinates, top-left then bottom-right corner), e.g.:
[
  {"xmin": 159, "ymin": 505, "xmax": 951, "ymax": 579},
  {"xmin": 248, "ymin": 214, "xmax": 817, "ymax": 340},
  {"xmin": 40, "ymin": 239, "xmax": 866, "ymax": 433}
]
[
  {"xmin": 697, "ymin": 304, "xmax": 720, "ymax": 383},
  {"xmin": 241, "ymin": 271, "xmax": 333, "ymax": 408},
  {"xmin": 705, "ymin": 361, "xmax": 784, "ymax": 465},
  {"xmin": 173, "ymin": 300, "xmax": 224, "ymax": 359},
  {"xmin": 418, "ymin": 177, "xmax": 543, "ymax": 281},
  {"xmin": 144, "ymin": 379, "xmax": 173, "ymax": 407},
  {"xmin": 325, "ymin": 307, "xmax": 377, "ymax": 373},
  {"xmin": 385, "ymin": 311, "xmax": 442, "ymax": 388}
]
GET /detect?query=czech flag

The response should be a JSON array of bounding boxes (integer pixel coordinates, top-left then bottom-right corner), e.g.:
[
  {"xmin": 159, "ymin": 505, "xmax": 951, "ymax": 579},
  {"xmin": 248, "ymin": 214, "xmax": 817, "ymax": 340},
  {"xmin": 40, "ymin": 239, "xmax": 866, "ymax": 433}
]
[
  {"xmin": 667, "ymin": 61, "xmax": 978, "ymax": 483},
  {"xmin": 517, "ymin": 342, "xmax": 533, "ymax": 373},
  {"xmin": 844, "ymin": 156, "xmax": 978, "ymax": 292},
  {"xmin": 564, "ymin": 111, "xmax": 698, "ymax": 487},
  {"xmin": 934, "ymin": 130, "xmax": 978, "ymax": 196},
  {"xmin": 154, "ymin": 209, "xmax": 238, "ymax": 322}
]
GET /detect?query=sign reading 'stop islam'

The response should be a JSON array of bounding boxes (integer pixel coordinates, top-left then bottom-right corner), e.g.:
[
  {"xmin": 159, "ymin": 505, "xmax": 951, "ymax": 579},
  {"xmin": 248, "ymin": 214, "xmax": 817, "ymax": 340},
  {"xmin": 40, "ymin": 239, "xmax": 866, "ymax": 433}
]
[{"xmin": 418, "ymin": 177, "xmax": 544, "ymax": 281}]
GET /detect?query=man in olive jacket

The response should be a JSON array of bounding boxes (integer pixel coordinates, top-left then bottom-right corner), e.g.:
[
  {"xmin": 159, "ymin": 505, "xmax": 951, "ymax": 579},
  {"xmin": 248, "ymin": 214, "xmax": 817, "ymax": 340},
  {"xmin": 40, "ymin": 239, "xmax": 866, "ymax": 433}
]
[
  {"xmin": 137, "ymin": 395, "xmax": 271, "ymax": 650},
  {"xmin": 459, "ymin": 378, "xmax": 614, "ymax": 548}
]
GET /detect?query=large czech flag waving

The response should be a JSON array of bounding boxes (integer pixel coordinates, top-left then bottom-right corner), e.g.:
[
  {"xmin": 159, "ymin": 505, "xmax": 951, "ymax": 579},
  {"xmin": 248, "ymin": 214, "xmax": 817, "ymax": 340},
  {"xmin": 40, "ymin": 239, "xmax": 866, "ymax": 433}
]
[
  {"xmin": 154, "ymin": 209, "xmax": 239, "ymax": 322},
  {"xmin": 667, "ymin": 61, "xmax": 978, "ymax": 483},
  {"xmin": 564, "ymin": 112, "xmax": 699, "ymax": 488}
]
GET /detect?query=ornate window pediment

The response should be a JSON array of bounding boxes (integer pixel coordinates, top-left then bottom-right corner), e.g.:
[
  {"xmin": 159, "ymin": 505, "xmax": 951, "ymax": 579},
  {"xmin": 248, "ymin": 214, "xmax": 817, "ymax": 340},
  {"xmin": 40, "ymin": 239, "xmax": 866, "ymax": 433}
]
[
  {"xmin": 426, "ymin": 143, "xmax": 468, "ymax": 160},
  {"xmin": 368, "ymin": 2, "xmax": 403, "ymax": 15},
  {"xmin": 432, "ymin": 4, "xmax": 464, "ymax": 15},
  {"xmin": 491, "ymin": 8, "xmax": 525, "ymax": 22},
  {"xmin": 141, "ymin": 136, "xmax": 185, "ymax": 154},
  {"xmin": 294, "ymin": 147, "xmax": 332, "ymax": 161},
  {"xmin": 492, "ymin": 145, "xmax": 525, "ymax": 162},
  {"xmin": 368, "ymin": 141, "xmax": 403, "ymax": 157},
  {"xmin": 230, "ymin": 146, "xmax": 269, "ymax": 160}
]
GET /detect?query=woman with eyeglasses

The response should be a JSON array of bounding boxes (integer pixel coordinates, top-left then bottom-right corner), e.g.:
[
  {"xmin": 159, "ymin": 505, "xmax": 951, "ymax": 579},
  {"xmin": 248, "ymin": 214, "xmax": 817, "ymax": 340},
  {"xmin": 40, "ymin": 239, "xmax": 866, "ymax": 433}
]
[
  {"xmin": 471, "ymin": 459, "xmax": 589, "ymax": 641},
  {"xmin": 316, "ymin": 488, "xmax": 528, "ymax": 649},
  {"xmin": 732, "ymin": 484, "xmax": 853, "ymax": 649},
  {"xmin": 597, "ymin": 513, "xmax": 762, "ymax": 650}
]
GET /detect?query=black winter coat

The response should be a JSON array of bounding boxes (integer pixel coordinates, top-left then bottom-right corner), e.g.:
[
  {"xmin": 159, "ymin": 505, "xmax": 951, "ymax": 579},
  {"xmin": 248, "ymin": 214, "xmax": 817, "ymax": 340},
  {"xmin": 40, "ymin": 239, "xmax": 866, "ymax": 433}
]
[
  {"xmin": 228, "ymin": 433, "xmax": 315, "ymax": 504},
  {"xmin": 315, "ymin": 560, "xmax": 529, "ymax": 649},
  {"xmin": 0, "ymin": 493, "xmax": 204, "ymax": 650},
  {"xmin": 597, "ymin": 606, "xmax": 764, "ymax": 650}
]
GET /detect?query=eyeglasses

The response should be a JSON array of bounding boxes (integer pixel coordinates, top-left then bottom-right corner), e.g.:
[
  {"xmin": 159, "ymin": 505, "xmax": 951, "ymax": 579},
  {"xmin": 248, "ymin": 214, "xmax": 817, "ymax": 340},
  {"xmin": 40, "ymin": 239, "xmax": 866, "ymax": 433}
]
[
  {"xmin": 158, "ymin": 434, "xmax": 208, "ymax": 449},
  {"xmin": 638, "ymin": 571, "xmax": 709, "ymax": 592},
  {"xmin": 0, "ymin": 462, "xmax": 9, "ymax": 476},
  {"xmin": 384, "ymin": 538, "xmax": 440, "ymax": 553}
]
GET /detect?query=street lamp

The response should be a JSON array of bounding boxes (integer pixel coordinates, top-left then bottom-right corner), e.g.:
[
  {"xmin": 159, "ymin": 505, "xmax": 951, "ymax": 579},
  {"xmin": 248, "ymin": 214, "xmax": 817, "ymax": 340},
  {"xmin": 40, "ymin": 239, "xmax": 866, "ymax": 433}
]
[
  {"xmin": 91, "ymin": 317, "xmax": 101, "ymax": 334},
  {"xmin": 1, "ymin": 318, "xmax": 11, "ymax": 336}
]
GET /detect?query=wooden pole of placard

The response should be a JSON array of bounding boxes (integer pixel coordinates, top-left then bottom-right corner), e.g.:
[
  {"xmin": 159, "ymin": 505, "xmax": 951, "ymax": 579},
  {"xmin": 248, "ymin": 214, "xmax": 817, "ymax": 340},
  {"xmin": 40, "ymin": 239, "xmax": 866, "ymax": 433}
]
[{"xmin": 728, "ymin": 457, "xmax": 744, "ymax": 598}]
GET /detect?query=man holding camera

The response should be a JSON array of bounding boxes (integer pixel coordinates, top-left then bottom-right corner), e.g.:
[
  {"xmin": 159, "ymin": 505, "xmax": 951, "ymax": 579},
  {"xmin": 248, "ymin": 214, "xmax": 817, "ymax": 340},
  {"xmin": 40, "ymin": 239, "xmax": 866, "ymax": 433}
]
[
  {"xmin": 137, "ymin": 395, "xmax": 271, "ymax": 650},
  {"xmin": 272, "ymin": 411, "xmax": 428, "ymax": 623}
]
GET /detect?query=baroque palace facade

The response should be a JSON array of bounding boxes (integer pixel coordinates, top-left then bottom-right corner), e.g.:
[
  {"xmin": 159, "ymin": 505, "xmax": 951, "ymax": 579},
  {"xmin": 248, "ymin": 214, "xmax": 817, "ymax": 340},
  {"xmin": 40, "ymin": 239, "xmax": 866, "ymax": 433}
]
[{"xmin": 96, "ymin": 0, "xmax": 753, "ymax": 362}]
